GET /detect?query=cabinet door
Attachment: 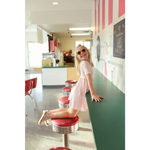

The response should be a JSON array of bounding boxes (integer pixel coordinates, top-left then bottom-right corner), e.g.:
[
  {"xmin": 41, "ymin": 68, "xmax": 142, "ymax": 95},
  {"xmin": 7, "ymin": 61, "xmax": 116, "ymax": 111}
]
[{"xmin": 42, "ymin": 68, "xmax": 67, "ymax": 85}]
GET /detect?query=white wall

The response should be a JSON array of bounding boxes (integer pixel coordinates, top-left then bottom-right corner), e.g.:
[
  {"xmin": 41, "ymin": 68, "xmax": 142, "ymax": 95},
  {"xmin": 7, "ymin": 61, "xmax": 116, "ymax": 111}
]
[{"xmin": 91, "ymin": 0, "xmax": 125, "ymax": 93}]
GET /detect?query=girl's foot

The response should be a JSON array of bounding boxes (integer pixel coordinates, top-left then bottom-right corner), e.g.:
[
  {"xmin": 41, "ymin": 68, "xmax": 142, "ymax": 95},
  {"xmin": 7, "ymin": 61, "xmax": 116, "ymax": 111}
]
[
  {"xmin": 38, "ymin": 110, "xmax": 50, "ymax": 126},
  {"xmin": 45, "ymin": 120, "xmax": 50, "ymax": 126},
  {"xmin": 44, "ymin": 110, "xmax": 50, "ymax": 126}
]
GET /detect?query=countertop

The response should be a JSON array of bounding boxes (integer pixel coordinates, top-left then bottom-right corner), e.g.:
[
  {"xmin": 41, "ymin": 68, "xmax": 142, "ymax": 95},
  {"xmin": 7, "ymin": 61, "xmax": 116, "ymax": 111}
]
[{"xmin": 86, "ymin": 68, "xmax": 125, "ymax": 150}]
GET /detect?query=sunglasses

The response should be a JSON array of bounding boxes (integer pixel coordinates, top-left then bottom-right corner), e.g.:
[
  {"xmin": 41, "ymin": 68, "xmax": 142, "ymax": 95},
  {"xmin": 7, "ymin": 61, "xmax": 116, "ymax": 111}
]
[{"xmin": 77, "ymin": 49, "xmax": 86, "ymax": 55}]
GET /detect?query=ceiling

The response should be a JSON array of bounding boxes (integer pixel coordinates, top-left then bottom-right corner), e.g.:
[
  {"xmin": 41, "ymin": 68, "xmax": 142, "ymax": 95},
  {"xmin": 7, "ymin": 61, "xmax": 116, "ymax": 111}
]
[{"xmin": 25, "ymin": 0, "xmax": 94, "ymax": 36}]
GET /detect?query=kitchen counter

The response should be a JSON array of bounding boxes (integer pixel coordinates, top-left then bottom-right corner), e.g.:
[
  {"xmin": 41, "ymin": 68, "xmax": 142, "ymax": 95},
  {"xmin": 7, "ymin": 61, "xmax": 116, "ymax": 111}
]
[
  {"xmin": 42, "ymin": 67, "xmax": 67, "ymax": 86},
  {"xmin": 41, "ymin": 65, "xmax": 79, "ymax": 86}
]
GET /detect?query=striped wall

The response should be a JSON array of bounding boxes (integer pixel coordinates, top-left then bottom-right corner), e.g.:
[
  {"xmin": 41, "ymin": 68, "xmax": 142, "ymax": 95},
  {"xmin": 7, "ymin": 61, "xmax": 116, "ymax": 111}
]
[{"xmin": 91, "ymin": 0, "xmax": 125, "ymax": 93}]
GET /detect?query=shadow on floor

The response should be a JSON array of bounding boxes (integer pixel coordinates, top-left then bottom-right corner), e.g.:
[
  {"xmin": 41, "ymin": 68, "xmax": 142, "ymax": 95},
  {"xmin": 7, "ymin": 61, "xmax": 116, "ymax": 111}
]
[
  {"xmin": 78, "ymin": 127, "xmax": 92, "ymax": 132},
  {"xmin": 70, "ymin": 139, "xmax": 95, "ymax": 149}
]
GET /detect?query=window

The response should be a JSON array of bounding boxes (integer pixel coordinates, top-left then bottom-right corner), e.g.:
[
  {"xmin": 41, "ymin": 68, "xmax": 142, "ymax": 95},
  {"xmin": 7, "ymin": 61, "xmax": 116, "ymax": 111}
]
[
  {"xmin": 75, "ymin": 41, "xmax": 83, "ymax": 47},
  {"xmin": 75, "ymin": 41, "xmax": 91, "ymax": 49},
  {"xmin": 83, "ymin": 41, "xmax": 91, "ymax": 49}
]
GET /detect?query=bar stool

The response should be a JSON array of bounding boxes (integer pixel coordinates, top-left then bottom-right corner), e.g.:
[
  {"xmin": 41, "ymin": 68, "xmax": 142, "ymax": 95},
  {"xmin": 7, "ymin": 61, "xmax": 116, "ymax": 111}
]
[
  {"xmin": 62, "ymin": 87, "xmax": 71, "ymax": 96},
  {"xmin": 65, "ymin": 80, "xmax": 77, "ymax": 87},
  {"xmin": 49, "ymin": 147, "xmax": 71, "ymax": 150},
  {"xmin": 51, "ymin": 115, "xmax": 79, "ymax": 148},
  {"xmin": 58, "ymin": 96, "xmax": 70, "ymax": 108}
]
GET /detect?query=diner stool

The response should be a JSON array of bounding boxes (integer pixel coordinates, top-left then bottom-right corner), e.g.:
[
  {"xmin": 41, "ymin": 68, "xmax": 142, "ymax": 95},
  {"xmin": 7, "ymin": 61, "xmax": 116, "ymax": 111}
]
[
  {"xmin": 51, "ymin": 115, "xmax": 79, "ymax": 148},
  {"xmin": 65, "ymin": 80, "xmax": 77, "ymax": 87},
  {"xmin": 58, "ymin": 96, "xmax": 70, "ymax": 108},
  {"xmin": 62, "ymin": 87, "xmax": 71, "ymax": 96},
  {"xmin": 49, "ymin": 147, "xmax": 71, "ymax": 150}
]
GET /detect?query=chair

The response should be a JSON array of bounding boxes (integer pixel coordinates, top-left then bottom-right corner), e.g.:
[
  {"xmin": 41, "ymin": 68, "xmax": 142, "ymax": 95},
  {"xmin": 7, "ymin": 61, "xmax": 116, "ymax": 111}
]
[
  {"xmin": 25, "ymin": 77, "xmax": 37, "ymax": 116},
  {"xmin": 62, "ymin": 87, "xmax": 71, "ymax": 96},
  {"xmin": 65, "ymin": 80, "xmax": 77, "ymax": 87},
  {"xmin": 58, "ymin": 96, "xmax": 70, "ymax": 108},
  {"xmin": 51, "ymin": 115, "xmax": 79, "ymax": 148},
  {"xmin": 59, "ymin": 80, "xmax": 76, "ymax": 108}
]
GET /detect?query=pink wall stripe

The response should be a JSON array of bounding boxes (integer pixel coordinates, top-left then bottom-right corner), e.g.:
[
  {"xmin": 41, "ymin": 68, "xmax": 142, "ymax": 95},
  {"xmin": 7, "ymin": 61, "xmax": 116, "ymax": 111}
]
[
  {"xmin": 118, "ymin": 0, "xmax": 125, "ymax": 17},
  {"xmin": 98, "ymin": 0, "xmax": 100, "ymax": 33},
  {"xmin": 108, "ymin": 0, "xmax": 113, "ymax": 25},
  {"xmin": 102, "ymin": 0, "xmax": 105, "ymax": 30},
  {"xmin": 95, "ymin": 0, "xmax": 97, "ymax": 35}
]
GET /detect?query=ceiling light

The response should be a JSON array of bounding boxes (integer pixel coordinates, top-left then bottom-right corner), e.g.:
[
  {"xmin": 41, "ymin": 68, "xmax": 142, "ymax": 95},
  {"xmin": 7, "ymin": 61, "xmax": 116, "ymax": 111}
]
[
  {"xmin": 53, "ymin": 2, "xmax": 58, "ymax": 5},
  {"xmin": 69, "ymin": 27, "xmax": 91, "ymax": 31},
  {"xmin": 71, "ymin": 33, "xmax": 91, "ymax": 36}
]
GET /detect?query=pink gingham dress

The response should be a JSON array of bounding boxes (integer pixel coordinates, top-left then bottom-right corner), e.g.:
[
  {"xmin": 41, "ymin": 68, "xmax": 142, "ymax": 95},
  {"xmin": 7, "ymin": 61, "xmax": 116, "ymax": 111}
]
[{"xmin": 68, "ymin": 61, "xmax": 94, "ymax": 111}]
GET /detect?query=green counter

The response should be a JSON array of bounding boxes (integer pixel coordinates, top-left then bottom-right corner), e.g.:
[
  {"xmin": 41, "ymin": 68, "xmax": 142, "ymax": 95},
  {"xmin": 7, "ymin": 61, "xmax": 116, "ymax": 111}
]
[
  {"xmin": 42, "ymin": 65, "xmax": 68, "ymax": 68},
  {"xmin": 86, "ymin": 68, "xmax": 125, "ymax": 150}
]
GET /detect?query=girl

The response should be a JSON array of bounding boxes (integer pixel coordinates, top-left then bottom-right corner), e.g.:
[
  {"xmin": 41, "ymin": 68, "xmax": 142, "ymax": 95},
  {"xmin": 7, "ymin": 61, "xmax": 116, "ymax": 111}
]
[{"xmin": 38, "ymin": 45, "xmax": 103, "ymax": 126}]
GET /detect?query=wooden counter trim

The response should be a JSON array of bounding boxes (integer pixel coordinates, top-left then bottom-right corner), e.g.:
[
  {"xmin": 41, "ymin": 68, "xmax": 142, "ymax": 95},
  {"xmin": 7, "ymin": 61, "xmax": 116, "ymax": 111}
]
[
  {"xmin": 67, "ymin": 67, "xmax": 80, "ymax": 81},
  {"xmin": 33, "ymin": 67, "xmax": 42, "ymax": 72}
]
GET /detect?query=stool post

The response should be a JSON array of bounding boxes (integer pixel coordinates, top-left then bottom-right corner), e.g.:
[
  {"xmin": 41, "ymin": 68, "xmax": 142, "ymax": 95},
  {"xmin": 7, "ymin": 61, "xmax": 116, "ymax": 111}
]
[{"xmin": 62, "ymin": 134, "xmax": 69, "ymax": 148}]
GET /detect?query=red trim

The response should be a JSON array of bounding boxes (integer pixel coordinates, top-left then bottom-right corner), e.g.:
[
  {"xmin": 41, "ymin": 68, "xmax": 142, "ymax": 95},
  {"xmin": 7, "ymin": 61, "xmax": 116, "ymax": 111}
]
[
  {"xmin": 102, "ymin": 0, "xmax": 105, "ymax": 30},
  {"xmin": 98, "ymin": 0, "xmax": 100, "ymax": 33},
  {"xmin": 118, "ymin": 0, "xmax": 125, "ymax": 17},
  {"xmin": 50, "ymin": 40, "xmax": 54, "ymax": 52},
  {"xmin": 108, "ymin": 0, "xmax": 113, "ymax": 25},
  {"xmin": 95, "ymin": 0, "xmax": 97, "ymax": 35}
]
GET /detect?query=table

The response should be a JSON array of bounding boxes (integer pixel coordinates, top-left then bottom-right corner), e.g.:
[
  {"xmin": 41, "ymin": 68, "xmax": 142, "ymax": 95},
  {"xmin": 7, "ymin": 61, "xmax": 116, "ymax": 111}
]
[{"xmin": 86, "ymin": 68, "xmax": 125, "ymax": 150}]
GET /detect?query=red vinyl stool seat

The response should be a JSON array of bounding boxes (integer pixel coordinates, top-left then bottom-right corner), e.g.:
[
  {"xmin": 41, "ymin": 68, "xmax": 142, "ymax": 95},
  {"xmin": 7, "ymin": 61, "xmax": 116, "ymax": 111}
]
[
  {"xmin": 51, "ymin": 115, "xmax": 79, "ymax": 148},
  {"xmin": 65, "ymin": 80, "xmax": 77, "ymax": 87},
  {"xmin": 62, "ymin": 87, "xmax": 71, "ymax": 96},
  {"xmin": 58, "ymin": 96, "xmax": 70, "ymax": 108},
  {"xmin": 49, "ymin": 147, "xmax": 71, "ymax": 150}
]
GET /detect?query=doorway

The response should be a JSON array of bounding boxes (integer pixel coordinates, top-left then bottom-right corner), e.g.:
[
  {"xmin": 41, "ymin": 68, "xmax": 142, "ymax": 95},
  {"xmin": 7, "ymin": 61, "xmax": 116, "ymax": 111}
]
[{"xmin": 27, "ymin": 41, "xmax": 48, "ymax": 70}]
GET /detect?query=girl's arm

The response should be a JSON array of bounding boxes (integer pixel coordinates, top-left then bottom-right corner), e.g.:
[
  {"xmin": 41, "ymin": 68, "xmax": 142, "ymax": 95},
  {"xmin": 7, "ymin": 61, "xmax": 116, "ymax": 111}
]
[{"xmin": 86, "ymin": 74, "xmax": 103, "ymax": 102}]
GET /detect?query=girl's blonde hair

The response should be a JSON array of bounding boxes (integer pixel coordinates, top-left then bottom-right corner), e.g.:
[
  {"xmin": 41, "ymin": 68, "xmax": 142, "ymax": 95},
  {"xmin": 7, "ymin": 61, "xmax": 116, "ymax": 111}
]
[{"xmin": 75, "ymin": 44, "xmax": 94, "ymax": 75}]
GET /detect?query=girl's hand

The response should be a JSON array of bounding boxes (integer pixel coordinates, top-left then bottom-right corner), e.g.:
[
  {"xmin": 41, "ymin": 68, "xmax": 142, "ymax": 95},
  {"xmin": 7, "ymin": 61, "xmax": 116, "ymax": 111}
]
[{"xmin": 92, "ymin": 94, "xmax": 103, "ymax": 102}]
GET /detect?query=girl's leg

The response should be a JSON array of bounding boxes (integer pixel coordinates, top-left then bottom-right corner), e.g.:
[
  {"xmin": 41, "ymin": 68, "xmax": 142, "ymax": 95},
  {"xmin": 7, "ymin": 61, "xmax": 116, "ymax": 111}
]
[
  {"xmin": 46, "ymin": 108, "xmax": 68, "ymax": 114},
  {"xmin": 40, "ymin": 107, "xmax": 78, "ymax": 122},
  {"xmin": 43, "ymin": 108, "xmax": 68, "ymax": 126},
  {"xmin": 50, "ymin": 107, "xmax": 78, "ymax": 119}
]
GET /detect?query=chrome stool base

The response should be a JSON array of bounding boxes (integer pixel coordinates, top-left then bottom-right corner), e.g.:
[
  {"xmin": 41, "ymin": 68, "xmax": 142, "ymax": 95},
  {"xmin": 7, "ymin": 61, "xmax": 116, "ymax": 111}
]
[
  {"xmin": 51, "ymin": 117, "xmax": 79, "ymax": 148},
  {"xmin": 52, "ymin": 123, "xmax": 79, "ymax": 134},
  {"xmin": 62, "ymin": 90, "xmax": 70, "ymax": 96},
  {"xmin": 65, "ymin": 83, "xmax": 74, "ymax": 87},
  {"xmin": 59, "ymin": 102, "xmax": 69, "ymax": 108}
]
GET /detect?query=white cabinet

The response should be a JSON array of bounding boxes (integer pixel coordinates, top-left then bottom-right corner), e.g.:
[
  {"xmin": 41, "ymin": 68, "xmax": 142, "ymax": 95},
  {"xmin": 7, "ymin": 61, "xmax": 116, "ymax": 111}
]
[{"xmin": 42, "ymin": 68, "xmax": 67, "ymax": 85}]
